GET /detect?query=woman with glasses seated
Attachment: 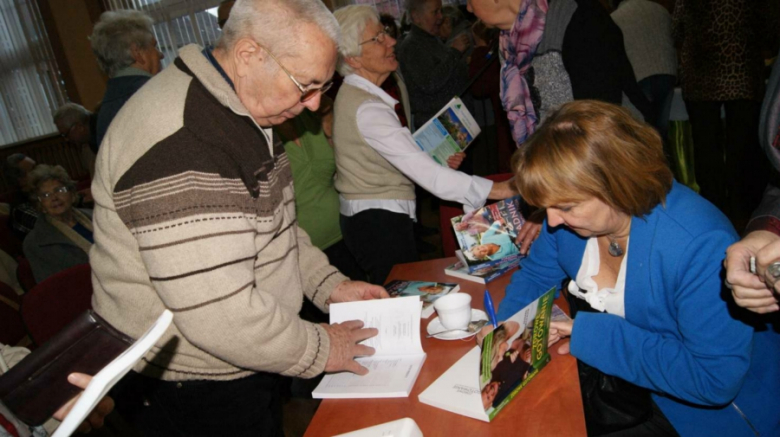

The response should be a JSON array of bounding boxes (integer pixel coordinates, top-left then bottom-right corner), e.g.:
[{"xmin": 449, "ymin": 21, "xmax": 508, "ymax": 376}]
[
  {"xmin": 23, "ymin": 165, "xmax": 92, "ymax": 283},
  {"xmin": 331, "ymin": 5, "xmax": 532, "ymax": 285}
]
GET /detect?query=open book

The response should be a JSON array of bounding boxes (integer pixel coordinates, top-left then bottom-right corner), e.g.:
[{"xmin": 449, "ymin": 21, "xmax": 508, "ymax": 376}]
[
  {"xmin": 451, "ymin": 196, "xmax": 526, "ymax": 272},
  {"xmin": 312, "ymin": 296, "xmax": 426, "ymax": 399},
  {"xmin": 418, "ymin": 288, "xmax": 555, "ymax": 422},
  {"xmin": 413, "ymin": 97, "xmax": 480, "ymax": 166},
  {"xmin": 385, "ymin": 280, "xmax": 460, "ymax": 318}
]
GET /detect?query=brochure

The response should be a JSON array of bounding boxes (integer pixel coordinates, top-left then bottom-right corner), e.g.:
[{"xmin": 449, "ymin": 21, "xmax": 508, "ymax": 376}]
[
  {"xmin": 385, "ymin": 280, "xmax": 460, "ymax": 318},
  {"xmin": 412, "ymin": 97, "xmax": 481, "ymax": 166}
]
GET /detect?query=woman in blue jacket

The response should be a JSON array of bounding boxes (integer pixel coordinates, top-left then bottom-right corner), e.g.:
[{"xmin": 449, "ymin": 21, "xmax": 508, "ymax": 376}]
[{"xmin": 497, "ymin": 100, "xmax": 780, "ymax": 436}]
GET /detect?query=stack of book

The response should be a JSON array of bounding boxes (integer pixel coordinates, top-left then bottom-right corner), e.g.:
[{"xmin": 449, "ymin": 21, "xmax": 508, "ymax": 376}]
[{"xmin": 445, "ymin": 196, "xmax": 526, "ymax": 284}]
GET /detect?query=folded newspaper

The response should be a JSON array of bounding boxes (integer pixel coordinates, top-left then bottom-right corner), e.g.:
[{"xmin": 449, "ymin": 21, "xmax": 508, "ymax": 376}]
[{"xmin": 412, "ymin": 97, "xmax": 480, "ymax": 166}]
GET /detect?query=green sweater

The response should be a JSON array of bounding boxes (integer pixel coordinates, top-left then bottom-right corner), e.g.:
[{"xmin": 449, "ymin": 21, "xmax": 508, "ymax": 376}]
[{"xmin": 279, "ymin": 111, "xmax": 342, "ymax": 250}]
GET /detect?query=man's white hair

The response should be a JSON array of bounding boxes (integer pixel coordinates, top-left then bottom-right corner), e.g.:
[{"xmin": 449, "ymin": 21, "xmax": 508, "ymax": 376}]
[
  {"xmin": 90, "ymin": 10, "xmax": 155, "ymax": 77},
  {"xmin": 333, "ymin": 5, "xmax": 380, "ymax": 77},
  {"xmin": 53, "ymin": 103, "xmax": 91, "ymax": 129},
  {"xmin": 217, "ymin": 0, "xmax": 340, "ymax": 61}
]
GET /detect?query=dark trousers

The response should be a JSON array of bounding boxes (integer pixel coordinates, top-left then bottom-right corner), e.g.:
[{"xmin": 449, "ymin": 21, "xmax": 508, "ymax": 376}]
[
  {"xmin": 638, "ymin": 74, "xmax": 676, "ymax": 142},
  {"xmin": 340, "ymin": 209, "xmax": 419, "ymax": 285},
  {"xmin": 111, "ymin": 371, "xmax": 283, "ymax": 437},
  {"xmin": 597, "ymin": 400, "xmax": 679, "ymax": 437},
  {"xmin": 685, "ymin": 99, "xmax": 768, "ymax": 220}
]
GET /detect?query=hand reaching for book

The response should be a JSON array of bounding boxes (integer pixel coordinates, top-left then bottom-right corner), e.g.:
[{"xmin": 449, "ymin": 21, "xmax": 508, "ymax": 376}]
[
  {"xmin": 549, "ymin": 320, "xmax": 573, "ymax": 355},
  {"xmin": 515, "ymin": 208, "xmax": 545, "ymax": 255},
  {"xmin": 323, "ymin": 320, "xmax": 379, "ymax": 375}
]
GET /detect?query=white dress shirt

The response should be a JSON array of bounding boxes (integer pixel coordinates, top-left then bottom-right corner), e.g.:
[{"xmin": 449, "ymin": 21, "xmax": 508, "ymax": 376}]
[
  {"xmin": 339, "ymin": 74, "xmax": 493, "ymax": 220},
  {"xmin": 567, "ymin": 237, "xmax": 628, "ymax": 317}
]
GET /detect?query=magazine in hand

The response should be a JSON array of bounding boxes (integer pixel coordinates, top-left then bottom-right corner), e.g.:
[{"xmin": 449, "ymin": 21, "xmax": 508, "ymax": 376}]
[
  {"xmin": 412, "ymin": 97, "xmax": 480, "ymax": 166},
  {"xmin": 418, "ymin": 287, "xmax": 555, "ymax": 422},
  {"xmin": 443, "ymin": 255, "xmax": 521, "ymax": 285},
  {"xmin": 451, "ymin": 196, "xmax": 526, "ymax": 272},
  {"xmin": 385, "ymin": 280, "xmax": 460, "ymax": 318}
]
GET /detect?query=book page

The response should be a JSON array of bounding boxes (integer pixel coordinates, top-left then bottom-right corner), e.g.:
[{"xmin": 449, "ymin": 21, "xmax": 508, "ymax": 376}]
[
  {"xmin": 329, "ymin": 296, "xmax": 424, "ymax": 356},
  {"xmin": 313, "ymin": 354, "xmax": 426, "ymax": 398},
  {"xmin": 413, "ymin": 97, "xmax": 481, "ymax": 166}
]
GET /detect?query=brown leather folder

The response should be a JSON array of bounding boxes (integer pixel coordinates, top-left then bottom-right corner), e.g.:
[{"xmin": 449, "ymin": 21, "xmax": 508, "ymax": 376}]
[{"xmin": 0, "ymin": 310, "xmax": 134, "ymax": 426}]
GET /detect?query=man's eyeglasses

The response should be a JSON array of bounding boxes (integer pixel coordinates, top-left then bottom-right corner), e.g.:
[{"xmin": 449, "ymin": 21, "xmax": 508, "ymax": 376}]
[
  {"xmin": 258, "ymin": 44, "xmax": 333, "ymax": 103},
  {"xmin": 38, "ymin": 186, "xmax": 70, "ymax": 201},
  {"xmin": 360, "ymin": 26, "xmax": 392, "ymax": 46}
]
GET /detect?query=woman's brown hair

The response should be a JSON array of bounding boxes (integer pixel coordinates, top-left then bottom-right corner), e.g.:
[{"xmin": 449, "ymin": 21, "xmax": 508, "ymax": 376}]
[{"xmin": 512, "ymin": 100, "xmax": 673, "ymax": 217}]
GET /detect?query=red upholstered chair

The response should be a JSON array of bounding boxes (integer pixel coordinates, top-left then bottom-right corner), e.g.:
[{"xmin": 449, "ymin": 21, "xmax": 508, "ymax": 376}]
[
  {"xmin": 0, "ymin": 214, "xmax": 23, "ymax": 259},
  {"xmin": 21, "ymin": 264, "xmax": 93, "ymax": 347},
  {"xmin": 0, "ymin": 281, "xmax": 26, "ymax": 346},
  {"xmin": 16, "ymin": 257, "xmax": 36, "ymax": 293},
  {"xmin": 439, "ymin": 173, "xmax": 514, "ymax": 258}
]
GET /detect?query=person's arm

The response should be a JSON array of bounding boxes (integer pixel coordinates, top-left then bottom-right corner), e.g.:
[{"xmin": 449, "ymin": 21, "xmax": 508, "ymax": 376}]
[
  {"xmin": 572, "ymin": 230, "xmax": 753, "ymax": 406},
  {"xmin": 497, "ymin": 220, "xmax": 567, "ymax": 320},
  {"xmin": 356, "ymin": 100, "xmax": 496, "ymax": 209}
]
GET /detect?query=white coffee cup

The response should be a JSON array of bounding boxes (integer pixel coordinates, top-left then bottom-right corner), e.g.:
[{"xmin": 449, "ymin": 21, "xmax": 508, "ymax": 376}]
[{"xmin": 433, "ymin": 293, "xmax": 472, "ymax": 330}]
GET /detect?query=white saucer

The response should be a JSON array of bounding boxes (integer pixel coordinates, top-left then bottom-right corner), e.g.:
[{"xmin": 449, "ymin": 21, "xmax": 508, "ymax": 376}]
[{"xmin": 427, "ymin": 309, "xmax": 489, "ymax": 340}]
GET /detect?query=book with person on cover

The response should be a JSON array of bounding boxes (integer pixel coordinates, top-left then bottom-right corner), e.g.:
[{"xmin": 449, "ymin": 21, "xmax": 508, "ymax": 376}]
[
  {"xmin": 418, "ymin": 288, "xmax": 555, "ymax": 422},
  {"xmin": 385, "ymin": 280, "xmax": 460, "ymax": 318},
  {"xmin": 312, "ymin": 296, "xmax": 427, "ymax": 399},
  {"xmin": 443, "ymin": 255, "xmax": 521, "ymax": 284},
  {"xmin": 412, "ymin": 97, "xmax": 480, "ymax": 166},
  {"xmin": 451, "ymin": 196, "xmax": 526, "ymax": 272}
]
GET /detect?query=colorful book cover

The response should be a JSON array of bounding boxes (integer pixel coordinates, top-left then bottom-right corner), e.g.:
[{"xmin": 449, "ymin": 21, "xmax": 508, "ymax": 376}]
[
  {"xmin": 443, "ymin": 256, "xmax": 521, "ymax": 285},
  {"xmin": 418, "ymin": 288, "xmax": 556, "ymax": 422},
  {"xmin": 479, "ymin": 288, "xmax": 554, "ymax": 419},
  {"xmin": 412, "ymin": 97, "xmax": 481, "ymax": 166},
  {"xmin": 384, "ymin": 280, "xmax": 460, "ymax": 318},
  {"xmin": 451, "ymin": 196, "xmax": 526, "ymax": 271}
]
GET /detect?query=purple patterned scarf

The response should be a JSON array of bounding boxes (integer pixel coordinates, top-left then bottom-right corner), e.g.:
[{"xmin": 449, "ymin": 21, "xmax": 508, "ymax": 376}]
[{"xmin": 500, "ymin": 0, "xmax": 548, "ymax": 146}]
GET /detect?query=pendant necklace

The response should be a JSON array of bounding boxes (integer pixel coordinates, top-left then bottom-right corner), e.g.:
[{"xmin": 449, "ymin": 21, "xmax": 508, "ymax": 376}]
[{"xmin": 607, "ymin": 237, "xmax": 624, "ymax": 257}]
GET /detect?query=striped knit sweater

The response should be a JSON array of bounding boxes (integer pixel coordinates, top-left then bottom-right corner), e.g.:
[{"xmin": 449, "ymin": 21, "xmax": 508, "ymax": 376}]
[{"xmin": 90, "ymin": 44, "xmax": 346, "ymax": 382}]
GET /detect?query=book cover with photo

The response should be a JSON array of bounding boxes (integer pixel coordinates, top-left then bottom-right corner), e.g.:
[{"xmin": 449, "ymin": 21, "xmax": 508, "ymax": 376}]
[
  {"xmin": 412, "ymin": 97, "xmax": 481, "ymax": 166},
  {"xmin": 384, "ymin": 280, "xmax": 460, "ymax": 318},
  {"xmin": 418, "ymin": 288, "xmax": 555, "ymax": 422},
  {"xmin": 451, "ymin": 196, "xmax": 526, "ymax": 272},
  {"xmin": 443, "ymin": 254, "xmax": 521, "ymax": 285}
]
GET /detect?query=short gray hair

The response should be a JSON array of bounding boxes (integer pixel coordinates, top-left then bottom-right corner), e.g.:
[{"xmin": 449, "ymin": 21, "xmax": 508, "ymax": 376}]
[
  {"xmin": 217, "ymin": 0, "xmax": 340, "ymax": 62},
  {"xmin": 333, "ymin": 5, "xmax": 380, "ymax": 77},
  {"xmin": 90, "ymin": 10, "xmax": 155, "ymax": 77},
  {"xmin": 53, "ymin": 103, "xmax": 91, "ymax": 129},
  {"xmin": 28, "ymin": 164, "xmax": 76, "ymax": 205}
]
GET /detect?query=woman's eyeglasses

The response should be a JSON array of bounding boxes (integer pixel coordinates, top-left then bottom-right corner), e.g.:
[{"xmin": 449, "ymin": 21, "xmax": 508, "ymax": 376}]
[
  {"xmin": 38, "ymin": 186, "xmax": 69, "ymax": 201},
  {"xmin": 360, "ymin": 26, "xmax": 392, "ymax": 46}
]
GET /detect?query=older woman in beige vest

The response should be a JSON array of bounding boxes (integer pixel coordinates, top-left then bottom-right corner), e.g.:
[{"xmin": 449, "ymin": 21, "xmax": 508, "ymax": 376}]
[{"xmin": 332, "ymin": 5, "xmax": 525, "ymax": 285}]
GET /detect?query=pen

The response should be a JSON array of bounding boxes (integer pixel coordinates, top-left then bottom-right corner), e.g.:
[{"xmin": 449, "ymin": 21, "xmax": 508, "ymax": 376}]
[{"xmin": 484, "ymin": 290, "xmax": 498, "ymax": 329}]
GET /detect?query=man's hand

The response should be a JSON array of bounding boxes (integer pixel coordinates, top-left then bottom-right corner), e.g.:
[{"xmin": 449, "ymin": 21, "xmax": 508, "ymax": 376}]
[
  {"xmin": 323, "ymin": 320, "xmax": 379, "ymax": 375},
  {"xmin": 449, "ymin": 33, "xmax": 469, "ymax": 52},
  {"xmin": 549, "ymin": 320, "xmax": 573, "ymax": 355},
  {"xmin": 515, "ymin": 208, "xmax": 544, "ymax": 255},
  {"xmin": 446, "ymin": 152, "xmax": 466, "ymax": 170},
  {"xmin": 53, "ymin": 373, "xmax": 115, "ymax": 434},
  {"xmin": 725, "ymin": 230, "xmax": 780, "ymax": 313},
  {"xmin": 329, "ymin": 280, "xmax": 390, "ymax": 304}
]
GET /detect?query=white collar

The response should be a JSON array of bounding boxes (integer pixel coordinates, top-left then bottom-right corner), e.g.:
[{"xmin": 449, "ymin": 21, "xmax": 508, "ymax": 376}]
[{"xmin": 344, "ymin": 74, "xmax": 398, "ymax": 107}]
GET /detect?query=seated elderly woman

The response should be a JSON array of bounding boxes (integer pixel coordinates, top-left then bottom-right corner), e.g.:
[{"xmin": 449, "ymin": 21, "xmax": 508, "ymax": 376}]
[
  {"xmin": 23, "ymin": 165, "xmax": 92, "ymax": 283},
  {"xmin": 493, "ymin": 101, "xmax": 779, "ymax": 436},
  {"xmin": 332, "ymin": 5, "xmax": 529, "ymax": 285}
]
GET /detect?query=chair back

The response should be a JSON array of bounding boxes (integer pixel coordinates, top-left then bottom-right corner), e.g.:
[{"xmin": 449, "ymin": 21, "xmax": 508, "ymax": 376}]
[
  {"xmin": 0, "ymin": 281, "xmax": 26, "ymax": 346},
  {"xmin": 21, "ymin": 264, "xmax": 93, "ymax": 346},
  {"xmin": 439, "ymin": 173, "xmax": 514, "ymax": 258},
  {"xmin": 0, "ymin": 214, "xmax": 23, "ymax": 259},
  {"xmin": 16, "ymin": 257, "xmax": 36, "ymax": 293}
]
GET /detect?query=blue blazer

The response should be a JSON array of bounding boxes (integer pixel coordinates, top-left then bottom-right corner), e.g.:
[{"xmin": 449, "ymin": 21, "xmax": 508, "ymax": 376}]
[{"xmin": 498, "ymin": 182, "xmax": 780, "ymax": 437}]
